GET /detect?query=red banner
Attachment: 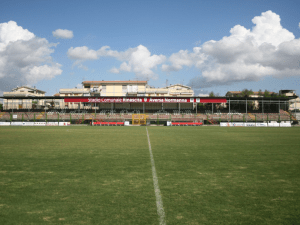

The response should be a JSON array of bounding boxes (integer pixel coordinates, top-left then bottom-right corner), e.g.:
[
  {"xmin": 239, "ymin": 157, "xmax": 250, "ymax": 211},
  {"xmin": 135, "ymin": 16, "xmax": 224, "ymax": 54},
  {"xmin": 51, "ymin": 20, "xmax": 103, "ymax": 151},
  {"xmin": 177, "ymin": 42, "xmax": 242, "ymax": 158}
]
[
  {"xmin": 64, "ymin": 97, "xmax": 227, "ymax": 103},
  {"xmin": 200, "ymin": 98, "xmax": 227, "ymax": 103}
]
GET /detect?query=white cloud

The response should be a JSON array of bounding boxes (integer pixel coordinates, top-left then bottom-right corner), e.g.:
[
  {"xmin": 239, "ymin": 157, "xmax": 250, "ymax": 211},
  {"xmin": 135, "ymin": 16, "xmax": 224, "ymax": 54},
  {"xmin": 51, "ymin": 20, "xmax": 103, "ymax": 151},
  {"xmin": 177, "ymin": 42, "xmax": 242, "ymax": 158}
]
[
  {"xmin": 162, "ymin": 47, "xmax": 207, "ymax": 72},
  {"xmin": 67, "ymin": 46, "xmax": 98, "ymax": 60},
  {"xmin": 162, "ymin": 11, "xmax": 300, "ymax": 88},
  {"xmin": 68, "ymin": 44, "xmax": 166, "ymax": 79},
  {"xmin": 0, "ymin": 21, "xmax": 62, "ymax": 92},
  {"xmin": 52, "ymin": 29, "xmax": 73, "ymax": 39},
  {"xmin": 0, "ymin": 21, "xmax": 34, "ymax": 51},
  {"xmin": 26, "ymin": 64, "xmax": 62, "ymax": 83}
]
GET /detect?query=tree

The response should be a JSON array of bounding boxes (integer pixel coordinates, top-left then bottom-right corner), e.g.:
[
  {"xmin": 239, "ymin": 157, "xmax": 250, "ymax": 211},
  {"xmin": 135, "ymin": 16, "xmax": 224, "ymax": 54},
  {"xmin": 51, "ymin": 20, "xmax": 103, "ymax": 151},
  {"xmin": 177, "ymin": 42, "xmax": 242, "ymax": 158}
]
[
  {"xmin": 264, "ymin": 90, "xmax": 271, "ymax": 97},
  {"xmin": 241, "ymin": 88, "xmax": 254, "ymax": 97},
  {"xmin": 258, "ymin": 89, "xmax": 263, "ymax": 96},
  {"xmin": 209, "ymin": 91, "xmax": 215, "ymax": 97}
]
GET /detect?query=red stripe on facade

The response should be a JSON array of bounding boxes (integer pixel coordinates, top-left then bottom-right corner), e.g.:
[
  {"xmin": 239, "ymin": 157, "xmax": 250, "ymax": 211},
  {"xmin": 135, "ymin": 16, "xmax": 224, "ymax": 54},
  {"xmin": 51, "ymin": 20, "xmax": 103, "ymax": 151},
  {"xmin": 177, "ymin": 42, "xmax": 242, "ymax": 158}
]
[
  {"xmin": 64, "ymin": 97, "xmax": 227, "ymax": 103},
  {"xmin": 200, "ymin": 98, "xmax": 227, "ymax": 103}
]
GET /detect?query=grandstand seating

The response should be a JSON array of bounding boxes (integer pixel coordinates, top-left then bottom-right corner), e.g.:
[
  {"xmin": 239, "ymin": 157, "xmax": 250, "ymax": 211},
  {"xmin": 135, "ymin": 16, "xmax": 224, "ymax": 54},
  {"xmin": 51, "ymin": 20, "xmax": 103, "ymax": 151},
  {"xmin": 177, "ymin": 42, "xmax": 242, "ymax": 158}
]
[{"xmin": 0, "ymin": 111, "xmax": 296, "ymax": 125}]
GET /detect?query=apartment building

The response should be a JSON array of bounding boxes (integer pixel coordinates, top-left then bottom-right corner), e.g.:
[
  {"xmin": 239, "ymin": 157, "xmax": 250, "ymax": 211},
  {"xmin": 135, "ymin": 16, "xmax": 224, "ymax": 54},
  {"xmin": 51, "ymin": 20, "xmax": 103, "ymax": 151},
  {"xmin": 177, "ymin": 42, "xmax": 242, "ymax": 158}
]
[
  {"xmin": 81, "ymin": 81, "xmax": 193, "ymax": 97},
  {"xmin": 1, "ymin": 81, "xmax": 195, "ymax": 110},
  {"xmin": 3, "ymin": 86, "xmax": 46, "ymax": 110},
  {"xmin": 279, "ymin": 90, "xmax": 300, "ymax": 111},
  {"xmin": 58, "ymin": 81, "xmax": 194, "ymax": 109}
]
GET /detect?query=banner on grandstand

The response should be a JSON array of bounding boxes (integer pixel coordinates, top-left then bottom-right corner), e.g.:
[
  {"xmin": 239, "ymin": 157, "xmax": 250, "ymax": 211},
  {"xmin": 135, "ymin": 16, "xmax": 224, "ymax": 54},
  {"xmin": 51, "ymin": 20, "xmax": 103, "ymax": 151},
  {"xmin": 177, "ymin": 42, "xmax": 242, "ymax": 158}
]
[{"xmin": 64, "ymin": 97, "xmax": 227, "ymax": 103}]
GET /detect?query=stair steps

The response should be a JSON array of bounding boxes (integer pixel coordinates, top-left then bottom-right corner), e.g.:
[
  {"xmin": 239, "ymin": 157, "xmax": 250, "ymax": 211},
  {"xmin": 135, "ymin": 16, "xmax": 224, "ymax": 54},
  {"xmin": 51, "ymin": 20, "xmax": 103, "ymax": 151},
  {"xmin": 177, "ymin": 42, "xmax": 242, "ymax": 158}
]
[
  {"xmin": 284, "ymin": 110, "xmax": 297, "ymax": 121},
  {"xmin": 248, "ymin": 113, "xmax": 256, "ymax": 121},
  {"xmin": 36, "ymin": 112, "xmax": 45, "ymax": 119},
  {"xmin": 0, "ymin": 112, "xmax": 5, "ymax": 118}
]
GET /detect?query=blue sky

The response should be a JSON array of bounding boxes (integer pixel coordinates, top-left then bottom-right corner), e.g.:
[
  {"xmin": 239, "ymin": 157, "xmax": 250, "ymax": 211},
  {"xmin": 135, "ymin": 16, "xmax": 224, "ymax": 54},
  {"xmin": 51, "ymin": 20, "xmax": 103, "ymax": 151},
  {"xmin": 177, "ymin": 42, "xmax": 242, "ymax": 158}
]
[{"xmin": 0, "ymin": 0, "xmax": 300, "ymax": 96}]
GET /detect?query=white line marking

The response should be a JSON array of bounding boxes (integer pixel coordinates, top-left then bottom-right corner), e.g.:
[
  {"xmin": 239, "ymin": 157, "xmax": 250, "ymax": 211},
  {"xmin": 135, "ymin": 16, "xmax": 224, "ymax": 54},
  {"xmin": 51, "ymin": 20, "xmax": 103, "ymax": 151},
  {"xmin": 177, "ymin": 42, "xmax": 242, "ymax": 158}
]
[{"xmin": 146, "ymin": 127, "xmax": 166, "ymax": 225}]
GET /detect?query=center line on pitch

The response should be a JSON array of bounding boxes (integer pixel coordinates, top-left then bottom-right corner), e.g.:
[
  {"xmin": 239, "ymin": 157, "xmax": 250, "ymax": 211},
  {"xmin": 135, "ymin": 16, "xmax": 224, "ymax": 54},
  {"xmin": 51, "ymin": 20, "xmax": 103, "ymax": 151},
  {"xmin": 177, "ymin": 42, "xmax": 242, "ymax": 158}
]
[{"xmin": 146, "ymin": 127, "xmax": 166, "ymax": 225}]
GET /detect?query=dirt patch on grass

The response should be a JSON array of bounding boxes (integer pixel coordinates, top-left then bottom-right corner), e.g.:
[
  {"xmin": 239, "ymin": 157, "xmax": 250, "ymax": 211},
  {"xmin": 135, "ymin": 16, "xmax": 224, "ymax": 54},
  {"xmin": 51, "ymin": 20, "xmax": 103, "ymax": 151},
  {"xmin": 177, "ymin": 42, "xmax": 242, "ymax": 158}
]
[{"xmin": 43, "ymin": 216, "xmax": 52, "ymax": 221}]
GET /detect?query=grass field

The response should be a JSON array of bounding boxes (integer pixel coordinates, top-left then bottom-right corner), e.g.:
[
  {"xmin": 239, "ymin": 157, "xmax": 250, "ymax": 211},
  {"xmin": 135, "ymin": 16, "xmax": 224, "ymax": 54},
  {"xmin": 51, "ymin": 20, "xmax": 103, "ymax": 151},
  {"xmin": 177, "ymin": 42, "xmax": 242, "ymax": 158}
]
[{"xmin": 0, "ymin": 126, "xmax": 299, "ymax": 224}]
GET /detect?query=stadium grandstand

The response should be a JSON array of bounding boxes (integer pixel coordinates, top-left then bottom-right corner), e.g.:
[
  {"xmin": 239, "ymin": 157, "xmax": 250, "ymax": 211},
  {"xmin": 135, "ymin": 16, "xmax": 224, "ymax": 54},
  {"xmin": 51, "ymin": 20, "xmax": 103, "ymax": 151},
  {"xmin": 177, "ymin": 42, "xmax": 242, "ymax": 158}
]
[{"xmin": 0, "ymin": 81, "xmax": 299, "ymax": 125}]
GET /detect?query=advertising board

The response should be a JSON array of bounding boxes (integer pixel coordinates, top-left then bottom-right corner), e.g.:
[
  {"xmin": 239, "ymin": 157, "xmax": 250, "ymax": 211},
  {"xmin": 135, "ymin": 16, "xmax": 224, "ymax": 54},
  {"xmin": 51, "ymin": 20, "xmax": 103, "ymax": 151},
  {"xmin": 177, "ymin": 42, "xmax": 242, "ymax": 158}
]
[
  {"xmin": 11, "ymin": 122, "xmax": 23, "ymax": 126},
  {"xmin": 34, "ymin": 122, "xmax": 46, "ymax": 126},
  {"xmin": 280, "ymin": 123, "xmax": 291, "ymax": 127},
  {"xmin": 232, "ymin": 123, "xmax": 244, "ymax": 127},
  {"xmin": 255, "ymin": 123, "xmax": 268, "ymax": 127},
  {"xmin": 23, "ymin": 122, "xmax": 34, "ymax": 126},
  {"xmin": 59, "ymin": 122, "xmax": 70, "ymax": 126},
  {"xmin": 244, "ymin": 123, "xmax": 256, "ymax": 127},
  {"xmin": 46, "ymin": 122, "xmax": 59, "ymax": 126},
  {"xmin": 0, "ymin": 122, "xmax": 10, "ymax": 126}
]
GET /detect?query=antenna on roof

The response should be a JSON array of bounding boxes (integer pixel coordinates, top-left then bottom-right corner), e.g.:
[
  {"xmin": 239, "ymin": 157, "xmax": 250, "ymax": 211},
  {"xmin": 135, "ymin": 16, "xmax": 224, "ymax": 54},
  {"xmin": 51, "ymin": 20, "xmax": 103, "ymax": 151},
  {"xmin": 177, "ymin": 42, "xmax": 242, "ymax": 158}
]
[{"xmin": 166, "ymin": 79, "xmax": 168, "ymax": 87}]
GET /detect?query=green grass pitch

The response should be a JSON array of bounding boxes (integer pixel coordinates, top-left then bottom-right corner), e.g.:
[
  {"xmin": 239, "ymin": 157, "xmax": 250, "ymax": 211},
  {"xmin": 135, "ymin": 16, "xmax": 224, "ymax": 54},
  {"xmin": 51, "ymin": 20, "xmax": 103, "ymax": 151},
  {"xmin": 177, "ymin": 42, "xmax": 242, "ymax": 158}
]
[{"xmin": 0, "ymin": 126, "xmax": 299, "ymax": 224}]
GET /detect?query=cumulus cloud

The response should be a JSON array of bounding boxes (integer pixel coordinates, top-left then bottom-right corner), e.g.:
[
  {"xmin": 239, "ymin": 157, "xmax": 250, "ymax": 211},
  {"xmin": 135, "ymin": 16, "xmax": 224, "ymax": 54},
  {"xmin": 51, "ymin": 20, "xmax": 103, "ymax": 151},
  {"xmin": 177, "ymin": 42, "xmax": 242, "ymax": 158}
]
[
  {"xmin": 67, "ymin": 46, "xmax": 98, "ymax": 60},
  {"xmin": 162, "ymin": 47, "xmax": 207, "ymax": 72},
  {"xmin": 68, "ymin": 44, "xmax": 166, "ymax": 79},
  {"xmin": 52, "ymin": 29, "xmax": 74, "ymax": 39},
  {"xmin": 0, "ymin": 21, "xmax": 62, "ymax": 92},
  {"xmin": 162, "ymin": 11, "xmax": 300, "ymax": 88}
]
